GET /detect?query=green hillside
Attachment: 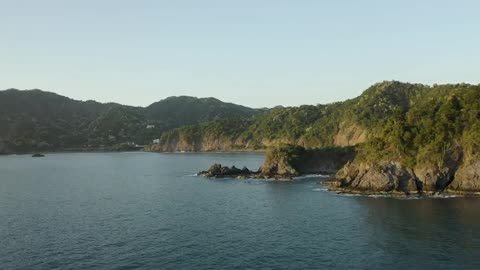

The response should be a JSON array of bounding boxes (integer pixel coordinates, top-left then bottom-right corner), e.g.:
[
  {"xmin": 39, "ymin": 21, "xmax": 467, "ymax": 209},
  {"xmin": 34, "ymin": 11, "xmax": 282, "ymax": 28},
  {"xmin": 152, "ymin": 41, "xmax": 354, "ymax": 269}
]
[
  {"xmin": 150, "ymin": 81, "xmax": 436, "ymax": 152},
  {"xmin": 0, "ymin": 90, "xmax": 262, "ymax": 153}
]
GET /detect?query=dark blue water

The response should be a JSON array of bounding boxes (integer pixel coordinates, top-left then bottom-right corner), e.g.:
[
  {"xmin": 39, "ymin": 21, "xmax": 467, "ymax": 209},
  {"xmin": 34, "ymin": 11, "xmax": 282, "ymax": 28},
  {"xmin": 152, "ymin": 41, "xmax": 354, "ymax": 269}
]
[{"xmin": 1, "ymin": 152, "xmax": 480, "ymax": 269}]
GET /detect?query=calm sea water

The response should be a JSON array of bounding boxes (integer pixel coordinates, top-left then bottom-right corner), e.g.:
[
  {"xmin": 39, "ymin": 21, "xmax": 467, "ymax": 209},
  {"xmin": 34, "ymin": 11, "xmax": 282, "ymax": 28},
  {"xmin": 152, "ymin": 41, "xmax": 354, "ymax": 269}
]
[{"xmin": 1, "ymin": 152, "xmax": 480, "ymax": 270}]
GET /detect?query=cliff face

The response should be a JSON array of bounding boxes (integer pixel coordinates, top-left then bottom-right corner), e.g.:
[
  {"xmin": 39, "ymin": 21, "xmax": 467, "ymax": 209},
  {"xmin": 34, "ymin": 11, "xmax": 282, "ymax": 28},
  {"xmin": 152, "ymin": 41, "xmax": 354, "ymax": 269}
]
[
  {"xmin": 147, "ymin": 124, "xmax": 368, "ymax": 153},
  {"xmin": 146, "ymin": 136, "xmax": 251, "ymax": 152},
  {"xmin": 449, "ymin": 161, "xmax": 480, "ymax": 192},
  {"xmin": 333, "ymin": 121, "xmax": 368, "ymax": 146},
  {"xmin": 335, "ymin": 155, "xmax": 480, "ymax": 194},
  {"xmin": 336, "ymin": 161, "xmax": 418, "ymax": 193}
]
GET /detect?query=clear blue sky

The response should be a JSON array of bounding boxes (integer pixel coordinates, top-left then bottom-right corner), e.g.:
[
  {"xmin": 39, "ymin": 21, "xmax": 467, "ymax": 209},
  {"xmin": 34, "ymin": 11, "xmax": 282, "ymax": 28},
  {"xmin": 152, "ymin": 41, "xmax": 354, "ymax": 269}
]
[{"xmin": 1, "ymin": 0, "xmax": 479, "ymax": 108}]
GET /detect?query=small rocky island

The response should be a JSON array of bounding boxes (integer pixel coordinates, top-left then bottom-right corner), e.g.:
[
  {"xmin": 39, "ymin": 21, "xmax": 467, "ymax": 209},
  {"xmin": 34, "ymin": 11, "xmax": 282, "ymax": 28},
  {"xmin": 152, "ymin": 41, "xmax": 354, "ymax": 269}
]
[{"xmin": 198, "ymin": 164, "xmax": 259, "ymax": 179}]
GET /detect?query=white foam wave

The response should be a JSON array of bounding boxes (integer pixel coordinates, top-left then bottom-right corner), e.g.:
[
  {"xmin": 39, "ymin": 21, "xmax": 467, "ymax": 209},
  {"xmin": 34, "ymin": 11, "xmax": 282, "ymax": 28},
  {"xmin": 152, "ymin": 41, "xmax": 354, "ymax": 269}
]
[
  {"xmin": 294, "ymin": 174, "xmax": 330, "ymax": 180},
  {"xmin": 312, "ymin": 187, "xmax": 328, "ymax": 192}
]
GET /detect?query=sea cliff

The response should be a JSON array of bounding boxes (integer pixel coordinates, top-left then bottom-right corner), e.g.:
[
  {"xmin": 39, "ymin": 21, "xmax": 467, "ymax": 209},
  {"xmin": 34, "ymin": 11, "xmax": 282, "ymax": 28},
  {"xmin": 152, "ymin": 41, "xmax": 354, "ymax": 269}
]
[{"xmin": 331, "ymin": 159, "xmax": 480, "ymax": 195}]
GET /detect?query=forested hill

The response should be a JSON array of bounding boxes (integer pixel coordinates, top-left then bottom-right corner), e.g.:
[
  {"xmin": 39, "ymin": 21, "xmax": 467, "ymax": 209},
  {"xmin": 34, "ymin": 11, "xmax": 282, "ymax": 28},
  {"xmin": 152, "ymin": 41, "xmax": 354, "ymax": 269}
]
[
  {"xmin": 145, "ymin": 96, "xmax": 259, "ymax": 128},
  {"xmin": 0, "ymin": 89, "xmax": 261, "ymax": 153},
  {"xmin": 149, "ymin": 81, "xmax": 428, "ymax": 151}
]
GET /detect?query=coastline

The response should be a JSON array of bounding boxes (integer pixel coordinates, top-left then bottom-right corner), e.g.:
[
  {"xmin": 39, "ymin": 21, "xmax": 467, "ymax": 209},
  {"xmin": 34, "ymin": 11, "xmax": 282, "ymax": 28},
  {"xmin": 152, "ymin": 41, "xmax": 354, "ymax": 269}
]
[
  {"xmin": 151, "ymin": 149, "xmax": 266, "ymax": 154},
  {"xmin": 0, "ymin": 148, "xmax": 267, "ymax": 156},
  {"xmin": 0, "ymin": 149, "xmax": 143, "ymax": 155},
  {"xmin": 319, "ymin": 178, "xmax": 480, "ymax": 198}
]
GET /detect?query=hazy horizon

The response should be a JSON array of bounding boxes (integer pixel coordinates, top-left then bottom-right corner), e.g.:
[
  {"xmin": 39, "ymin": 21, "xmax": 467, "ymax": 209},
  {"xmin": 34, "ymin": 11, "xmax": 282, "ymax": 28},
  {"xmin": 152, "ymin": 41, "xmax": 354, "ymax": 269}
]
[{"xmin": 2, "ymin": 0, "xmax": 479, "ymax": 108}]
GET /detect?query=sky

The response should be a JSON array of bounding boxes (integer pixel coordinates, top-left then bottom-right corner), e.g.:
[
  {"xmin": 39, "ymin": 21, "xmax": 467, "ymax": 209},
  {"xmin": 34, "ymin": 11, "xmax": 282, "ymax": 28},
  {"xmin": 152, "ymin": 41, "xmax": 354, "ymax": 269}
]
[{"xmin": 1, "ymin": 0, "xmax": 479, "ymax": 108}]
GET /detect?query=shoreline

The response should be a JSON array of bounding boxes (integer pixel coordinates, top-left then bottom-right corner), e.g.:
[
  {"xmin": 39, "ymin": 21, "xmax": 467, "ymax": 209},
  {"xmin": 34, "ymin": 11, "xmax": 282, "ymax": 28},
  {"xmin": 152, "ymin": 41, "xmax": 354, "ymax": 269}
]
[
  {"xmin": 319, "ymin": 180, "xmax": 480, "ymax": 198},
  {"xmin": 198, "ymin": 168, "xmax": 480, "ymax": 198},
  {"xmin": 0, "ymin": 149, "xmax": 144, "ymax": 155},
  {"xmin": 153, "ymin": 150, "xmax": 266, "ymax": 154},
  {"xmin": 0, "ymin": 149, "xmax": 267, "ymax": 156},
  {"xmin": 146, "ymin": 148, "xmax": 266, "ymax": 154}
]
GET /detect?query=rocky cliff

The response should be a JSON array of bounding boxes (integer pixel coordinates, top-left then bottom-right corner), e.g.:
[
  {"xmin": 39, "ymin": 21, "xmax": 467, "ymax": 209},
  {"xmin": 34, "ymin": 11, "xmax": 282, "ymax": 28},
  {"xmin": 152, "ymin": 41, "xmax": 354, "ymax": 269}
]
[
  {"xmin": 333, "ymin": 144, "xmax": 480, "ymax": 195},
  {"xmin": 325, "ymin": 83, "xmax": 480, "ymax": 195}
]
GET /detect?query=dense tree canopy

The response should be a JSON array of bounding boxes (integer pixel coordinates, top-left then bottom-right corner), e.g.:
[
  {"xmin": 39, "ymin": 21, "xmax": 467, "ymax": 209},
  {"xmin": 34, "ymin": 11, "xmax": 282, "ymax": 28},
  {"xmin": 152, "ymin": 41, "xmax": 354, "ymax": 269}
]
[
  {"xmin": 0, "ymin": 90, "xmax": 261, "ymax": 153},
  {"xmin": 2, "ymin": 81, "xmax": 480, "ymax": 164}
]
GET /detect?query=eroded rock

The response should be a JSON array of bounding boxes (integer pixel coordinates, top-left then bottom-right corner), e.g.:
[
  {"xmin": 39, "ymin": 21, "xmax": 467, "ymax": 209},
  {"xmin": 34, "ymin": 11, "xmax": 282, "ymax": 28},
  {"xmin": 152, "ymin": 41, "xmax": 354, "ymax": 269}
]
[
  {"xmin": 198, "ymin": 163, "xmax": 257, "ymax": 178},
  {"xmin": 448, "ymin": 161, "xmax": 480, "ymax": 192},
  {"xmin": 335, "ymin": 161, "xmax": 418, "ymax": 194}
]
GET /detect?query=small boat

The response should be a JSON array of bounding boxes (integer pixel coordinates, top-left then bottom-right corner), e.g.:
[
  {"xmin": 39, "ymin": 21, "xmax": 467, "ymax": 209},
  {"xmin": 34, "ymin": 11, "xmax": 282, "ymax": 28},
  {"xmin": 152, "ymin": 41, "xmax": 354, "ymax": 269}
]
[{"xmin": 32, "ymin": 153, "xmax": 45, "ymax": 157}]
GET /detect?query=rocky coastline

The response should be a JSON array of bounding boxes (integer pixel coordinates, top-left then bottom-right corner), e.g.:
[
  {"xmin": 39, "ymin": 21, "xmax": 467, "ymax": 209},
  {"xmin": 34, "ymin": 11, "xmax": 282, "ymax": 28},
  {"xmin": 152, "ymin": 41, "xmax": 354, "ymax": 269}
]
[
  {"xmin": 198, "ymin": 143, "xmax": 480, "ymax": 197},
  {"xmin": 198, "ymin": 164, "xmax": 261, "ymax": 179},
  {"xmin": 198, "ymin": 144, "xmax": 355, "ymax": 180},
  {"xmin": 329, "ymin": 159, "xmax": 480, "ymax": 196}
]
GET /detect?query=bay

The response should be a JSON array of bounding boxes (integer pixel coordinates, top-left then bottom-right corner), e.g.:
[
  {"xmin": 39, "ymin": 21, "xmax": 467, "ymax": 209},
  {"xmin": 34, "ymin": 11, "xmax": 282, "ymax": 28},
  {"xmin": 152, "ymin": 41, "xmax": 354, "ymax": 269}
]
[{"xmin": 1, "ymin": 152, "xmax": 480, "ymax": 269}]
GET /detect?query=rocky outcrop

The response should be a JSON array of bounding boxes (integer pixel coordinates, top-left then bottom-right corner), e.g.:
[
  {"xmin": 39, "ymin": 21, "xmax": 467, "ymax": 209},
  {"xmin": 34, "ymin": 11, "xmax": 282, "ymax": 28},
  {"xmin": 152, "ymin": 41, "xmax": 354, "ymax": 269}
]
[
  {"xmin": 334, "ymin": 158, "xmax": 480, "ymax": 195},
  {"xmin": 334, "ymin": 161, "xmax": 418, "ymax": 193},
  {"xmin": 259, "ymin": 145, "xmax": 302, "ymax": 178},
  {"xmin": 412, "ymin": 166, "xmax": 455, "ymax": 193},
  {"xmin": 329, "ymin": 139, "xmax": 480, "ymax": 195},
  {"xmin": 198, "ymin": 164, "xmax": 257, "ymax": 178},
  {"xmin": 448, "ymin": 161, "xmax": 480, "ymax": 192}
]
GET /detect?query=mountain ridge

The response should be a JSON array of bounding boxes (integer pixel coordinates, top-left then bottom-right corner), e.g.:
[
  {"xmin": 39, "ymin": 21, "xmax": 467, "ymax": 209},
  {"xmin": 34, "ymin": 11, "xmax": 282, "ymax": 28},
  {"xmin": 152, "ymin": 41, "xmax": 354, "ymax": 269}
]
[
  {"xmin": 2, "ymin": 81, "xmax": 479, "ymax": 157},
  {"xmin": 0, "ymin": 89, "xmax": 262, "ymax": 153}
]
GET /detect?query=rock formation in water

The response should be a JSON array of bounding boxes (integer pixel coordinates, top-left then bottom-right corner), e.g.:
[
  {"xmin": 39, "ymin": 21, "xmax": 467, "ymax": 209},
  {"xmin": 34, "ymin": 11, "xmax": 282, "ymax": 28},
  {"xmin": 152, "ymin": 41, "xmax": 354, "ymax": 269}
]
[
  {"xmin": 199, "ymin": 144, "xmax": 356, "ymax": 180},
  {"xmin": 198, "ymin": 164, "xmax": 257, "ymax": 178}
]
